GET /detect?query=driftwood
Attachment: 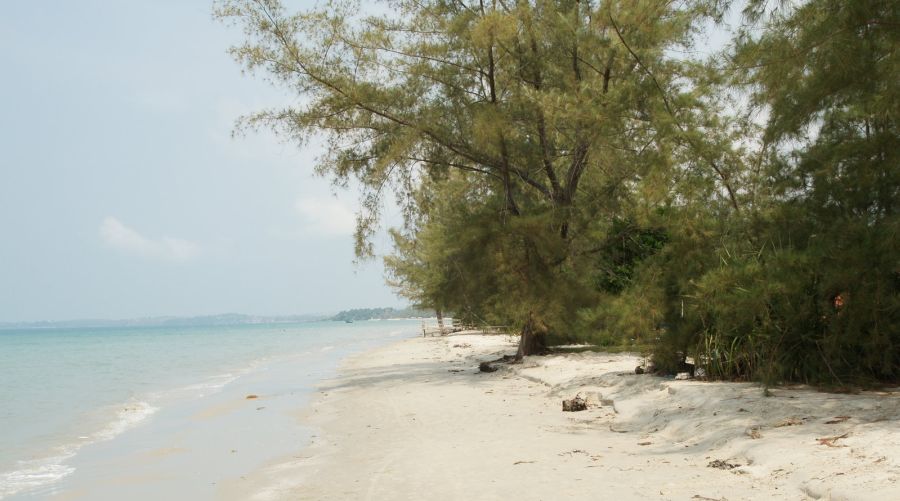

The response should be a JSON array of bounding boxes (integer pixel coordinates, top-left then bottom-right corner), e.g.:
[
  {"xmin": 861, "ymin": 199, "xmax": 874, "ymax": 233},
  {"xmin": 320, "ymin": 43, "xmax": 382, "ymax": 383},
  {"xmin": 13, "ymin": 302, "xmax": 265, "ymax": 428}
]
[
  {"xmin": 479, "ymin": 362, "xmax": 498, "ymax": 373},
  {"xmin": 641, "ymin": 359, "xmax": 696, "ymax": 377},
  {"xmin": 817, "ymin": 432, "xmax": 850, "ymax": 447},
  {"xmin": 562, "ymin": 395, "xmax": 587, "ymax": 412},
  {"xmin": 478, "ymin": 354, "xmax": 519, "ymax": 373}
]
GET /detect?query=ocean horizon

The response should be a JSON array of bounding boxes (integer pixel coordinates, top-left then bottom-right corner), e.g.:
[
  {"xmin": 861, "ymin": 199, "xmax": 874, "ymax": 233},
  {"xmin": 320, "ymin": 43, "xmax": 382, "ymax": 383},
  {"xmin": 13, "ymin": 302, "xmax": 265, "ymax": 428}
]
[{"xmin": 0, "ymin": 319, "xmax": 421, "ymax": 499}]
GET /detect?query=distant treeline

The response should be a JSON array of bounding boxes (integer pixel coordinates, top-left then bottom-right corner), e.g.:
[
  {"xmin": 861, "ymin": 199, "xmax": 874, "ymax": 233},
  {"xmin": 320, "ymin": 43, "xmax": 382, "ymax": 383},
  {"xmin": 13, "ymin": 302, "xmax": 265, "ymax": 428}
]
[{"xmin": 330, "ymin": 307, "xmax": 433, "ymax": 322}]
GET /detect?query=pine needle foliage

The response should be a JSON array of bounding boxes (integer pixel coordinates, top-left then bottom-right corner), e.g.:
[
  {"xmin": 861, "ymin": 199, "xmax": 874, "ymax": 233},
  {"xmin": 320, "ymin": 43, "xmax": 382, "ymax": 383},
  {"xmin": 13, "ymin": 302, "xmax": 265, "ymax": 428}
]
[
  {"xmin": 645, "ymin": 0, "xmax": 899, "ymax": 385},
  {"xmin": 220, "ymin": 0, "xmax": 898, "ymax": 384}
]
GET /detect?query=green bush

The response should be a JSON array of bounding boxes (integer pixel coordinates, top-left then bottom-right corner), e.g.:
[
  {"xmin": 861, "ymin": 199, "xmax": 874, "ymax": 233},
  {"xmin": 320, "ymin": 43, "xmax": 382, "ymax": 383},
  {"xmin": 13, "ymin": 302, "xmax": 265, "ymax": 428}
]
[{"xmin": 647, "ymin": 212, "xmax": 899, "ymax": 386}]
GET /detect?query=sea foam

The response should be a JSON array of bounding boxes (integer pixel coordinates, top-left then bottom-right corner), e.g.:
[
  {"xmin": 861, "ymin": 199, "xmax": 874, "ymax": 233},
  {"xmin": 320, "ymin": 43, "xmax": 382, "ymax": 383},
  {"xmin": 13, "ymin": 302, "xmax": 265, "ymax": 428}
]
[{"xmin": 0, "ymin": 399, "xmax": 157, "ymax": 499}]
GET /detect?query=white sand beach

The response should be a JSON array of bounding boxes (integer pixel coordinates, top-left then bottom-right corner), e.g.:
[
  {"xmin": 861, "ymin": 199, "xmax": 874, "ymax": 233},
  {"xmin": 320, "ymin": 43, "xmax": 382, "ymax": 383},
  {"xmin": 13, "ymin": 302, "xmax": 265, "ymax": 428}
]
[{"xmin": 224, "ymin": 333, "xmax": 900, "ymax": 500}]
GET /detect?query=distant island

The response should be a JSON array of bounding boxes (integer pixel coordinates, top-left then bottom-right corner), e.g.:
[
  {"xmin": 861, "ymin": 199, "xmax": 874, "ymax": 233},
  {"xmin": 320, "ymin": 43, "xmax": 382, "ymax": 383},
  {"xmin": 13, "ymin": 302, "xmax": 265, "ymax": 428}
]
[{"xmin": 329, "ymin": 307, "xmax": 433, "ymax": 322}]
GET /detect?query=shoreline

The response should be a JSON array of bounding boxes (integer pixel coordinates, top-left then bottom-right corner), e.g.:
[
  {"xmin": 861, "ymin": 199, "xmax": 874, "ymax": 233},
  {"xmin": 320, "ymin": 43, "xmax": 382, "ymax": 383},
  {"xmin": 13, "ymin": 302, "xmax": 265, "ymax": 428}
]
[
  {"xmin": 1, "ymin": 322, "xmax": 419, "ymax": 500},
  {"xmin": 227, "ymin": 333, "xmax": 900, "ymax": 500}
]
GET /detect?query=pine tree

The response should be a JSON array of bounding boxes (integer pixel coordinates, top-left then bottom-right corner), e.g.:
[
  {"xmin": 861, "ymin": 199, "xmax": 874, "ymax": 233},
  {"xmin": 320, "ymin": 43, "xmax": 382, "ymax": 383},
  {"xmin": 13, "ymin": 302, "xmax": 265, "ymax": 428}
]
[{"xmin": 217, "ymin": 0, "xmax": 727, "ymax": 356}]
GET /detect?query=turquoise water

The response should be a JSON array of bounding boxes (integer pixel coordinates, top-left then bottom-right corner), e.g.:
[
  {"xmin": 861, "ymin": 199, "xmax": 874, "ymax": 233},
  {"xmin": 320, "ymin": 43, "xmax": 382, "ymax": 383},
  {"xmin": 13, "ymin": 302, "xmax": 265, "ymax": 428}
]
[{"xmin": 0, "ymin": 320, "xmax": 420, "ymax": 499}]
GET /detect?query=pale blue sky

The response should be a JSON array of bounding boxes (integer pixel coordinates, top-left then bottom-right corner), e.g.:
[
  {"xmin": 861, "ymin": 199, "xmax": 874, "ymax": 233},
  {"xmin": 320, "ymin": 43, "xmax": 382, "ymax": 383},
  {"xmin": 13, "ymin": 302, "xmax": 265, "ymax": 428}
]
[{"xmin": 0, "ymin": 1, "xmax": 402, "ymax": 322}]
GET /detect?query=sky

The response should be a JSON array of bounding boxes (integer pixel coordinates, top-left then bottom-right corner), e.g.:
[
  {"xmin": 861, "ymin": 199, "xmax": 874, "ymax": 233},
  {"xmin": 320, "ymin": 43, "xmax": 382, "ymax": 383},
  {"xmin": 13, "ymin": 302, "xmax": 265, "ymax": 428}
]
[{"xmin": 0, "ymin": 0, "xmax": 404, "ymax": 322}]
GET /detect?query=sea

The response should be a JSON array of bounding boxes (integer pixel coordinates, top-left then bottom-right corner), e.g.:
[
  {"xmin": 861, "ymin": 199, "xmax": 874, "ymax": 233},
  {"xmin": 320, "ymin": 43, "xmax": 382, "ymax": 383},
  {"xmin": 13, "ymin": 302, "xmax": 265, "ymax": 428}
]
[{"xmin": 0, "ymin": 319, "xmax": 421, "ymax": 499}]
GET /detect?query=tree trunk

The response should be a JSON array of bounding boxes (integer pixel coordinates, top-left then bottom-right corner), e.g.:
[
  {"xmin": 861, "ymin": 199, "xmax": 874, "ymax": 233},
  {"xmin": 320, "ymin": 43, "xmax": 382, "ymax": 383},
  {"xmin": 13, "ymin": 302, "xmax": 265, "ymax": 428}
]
[
  {"xmin": 515, "ymin": 315, "xmax": 545, "ymax": 361},
  {"xmin": 436, "ymin": 309, "xmax": 446, "ymax": 336}
]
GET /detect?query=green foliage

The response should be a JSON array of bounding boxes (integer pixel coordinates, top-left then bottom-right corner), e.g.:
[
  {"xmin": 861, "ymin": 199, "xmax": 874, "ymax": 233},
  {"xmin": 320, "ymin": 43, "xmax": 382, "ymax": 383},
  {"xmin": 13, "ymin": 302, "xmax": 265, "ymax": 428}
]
[
  {"xmin": 631, "ymin": 0, "xmax": 900, "ymax": 385},
  {"xmin": 330, "ymin": 307, "xmax": 431, "ymax": 322},
  {"xmin": 649, "ymin": 216, "xmax": 899, "ymax": 385},
  {"xmin": 589, "ymin": 218, "xmax": 668, "ymax": 294},
  {"xmin": 222, "ymin": 0, "xmax": 898, "ymax": 385}
]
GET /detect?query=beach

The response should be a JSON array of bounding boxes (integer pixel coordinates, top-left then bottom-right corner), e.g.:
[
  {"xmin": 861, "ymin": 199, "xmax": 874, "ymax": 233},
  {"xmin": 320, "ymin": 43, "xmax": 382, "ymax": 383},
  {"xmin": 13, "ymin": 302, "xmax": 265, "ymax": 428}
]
[
  {"xmin": 228, "ymin": 333, "xmax": 900, "ymax": 500},
  {"xmin": 4, "ymin": 2, "xmax": 895, "ymax": 501}
]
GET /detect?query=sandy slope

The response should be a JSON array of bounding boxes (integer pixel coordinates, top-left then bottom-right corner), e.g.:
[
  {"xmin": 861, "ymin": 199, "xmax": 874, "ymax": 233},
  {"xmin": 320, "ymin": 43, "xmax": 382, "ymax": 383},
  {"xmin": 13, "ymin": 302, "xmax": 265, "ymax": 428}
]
[{"xmin": 224, "ymin": 334, "xmax": 900, "ymax": 501}]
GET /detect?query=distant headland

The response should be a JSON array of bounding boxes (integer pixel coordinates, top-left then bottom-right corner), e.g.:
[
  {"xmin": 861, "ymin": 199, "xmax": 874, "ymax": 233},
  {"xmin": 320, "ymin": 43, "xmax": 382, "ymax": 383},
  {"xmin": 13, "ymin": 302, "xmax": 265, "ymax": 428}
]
[{"xmin": 328, "ymin": 307, "xmax": 432, "ymax": 323}]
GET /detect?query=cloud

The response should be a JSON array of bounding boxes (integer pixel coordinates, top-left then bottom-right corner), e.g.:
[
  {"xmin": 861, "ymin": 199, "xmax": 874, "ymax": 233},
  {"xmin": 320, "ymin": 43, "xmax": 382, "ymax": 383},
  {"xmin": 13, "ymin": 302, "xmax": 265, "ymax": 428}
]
[
  {"xmin": 100, "ymin": 217, "xmax": 200, "ymax": 262},
  {"xmin": 294, "ymin": 196, "xmax": 356, "ymax": 237}
]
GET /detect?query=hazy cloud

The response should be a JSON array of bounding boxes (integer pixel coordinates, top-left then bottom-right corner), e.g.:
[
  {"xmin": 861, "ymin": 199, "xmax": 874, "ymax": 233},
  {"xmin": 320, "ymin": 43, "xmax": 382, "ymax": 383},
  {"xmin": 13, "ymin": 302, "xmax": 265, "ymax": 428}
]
[
  {"xmin": 100, "ymin": 217, "xmax": 200, "ymax": 262},
  {"xmin": 294, "ymin": 196, "xmax": 356, "ymax": 237}
]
